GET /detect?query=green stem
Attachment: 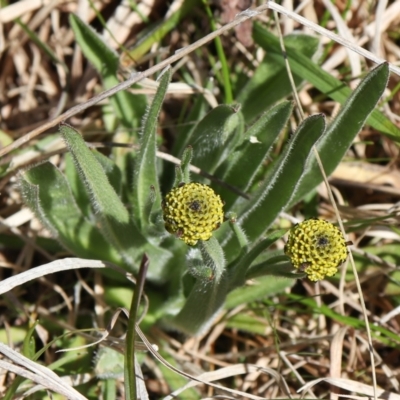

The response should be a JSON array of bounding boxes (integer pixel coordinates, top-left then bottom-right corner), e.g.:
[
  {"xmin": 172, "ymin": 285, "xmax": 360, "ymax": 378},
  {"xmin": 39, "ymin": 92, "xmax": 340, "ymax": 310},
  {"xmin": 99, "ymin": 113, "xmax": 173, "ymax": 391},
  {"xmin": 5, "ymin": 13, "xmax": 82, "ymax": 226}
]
[
  {"xmin": 171, "ymin": 237, "xmax": 227, "ymax": 334},
  {"xmin": 125, "ymin": 255, "xmax": 148, "ymax": 400},
  {"xmin": 202, "ymin": 0, "xmax": 233, "ymax": 104}
]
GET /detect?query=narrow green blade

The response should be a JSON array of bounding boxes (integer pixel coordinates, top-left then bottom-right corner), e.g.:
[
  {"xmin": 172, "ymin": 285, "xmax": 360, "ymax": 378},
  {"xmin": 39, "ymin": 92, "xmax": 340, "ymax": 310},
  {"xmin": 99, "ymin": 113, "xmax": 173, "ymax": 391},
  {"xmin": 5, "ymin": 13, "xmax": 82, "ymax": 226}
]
[
  {"xmin": 291, "ymin": 62, "xmax": 390, "ymax": 205},
  {"xmin": 132, "ymin": 67, "xmax": 171, "ymax": 228},
  {"xmin": 222, "ymin": 114, "xmax": 326, "ymax": 259},
  {"xmin": 218, "ymin": 101, "xmax": 293, "ymax": 210},
  {"xmin": 238, "ymin": 33, "xmax": 319, "ymax": 123},
  {"xmin": 189, "ymin": 105, "xmax": 240, "ymax": 173},
  {"xmin": 69, "ymin": 14, "xmax": 146, "ymax": 129},
  {"xmin": 253, "ymin": 23, "xmax": 400, "ymax": 139}
]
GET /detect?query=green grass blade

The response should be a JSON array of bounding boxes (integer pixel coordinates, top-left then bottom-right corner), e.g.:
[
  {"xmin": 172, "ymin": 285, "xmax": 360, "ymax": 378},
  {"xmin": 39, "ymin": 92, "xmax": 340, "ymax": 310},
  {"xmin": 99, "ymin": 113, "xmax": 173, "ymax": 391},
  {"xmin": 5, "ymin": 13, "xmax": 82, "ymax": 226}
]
[
  {"xmin": 132, "ymin": 67, "xmax": 171, "ymax": 229},
  {"xmin": 16, "ymin": 18, "xmax": 69, "ymax": 74},
  {"xmin": 291, "ymin": 62, "xmax": 390, "ymax": 205},
  {"xmin": 125, "ymin": 0, "xmax": 200, "ymax": 62},
  {"xmin": 253, "ymin": 23, "xmax": 400, "ymax": 139},
  {"xmin": 202, "ymin": 0, "xmax": 232, "ymax": 104},
  {"xmin": 69, "ymin": 14, "xmax": 146, "ymax": 129}
]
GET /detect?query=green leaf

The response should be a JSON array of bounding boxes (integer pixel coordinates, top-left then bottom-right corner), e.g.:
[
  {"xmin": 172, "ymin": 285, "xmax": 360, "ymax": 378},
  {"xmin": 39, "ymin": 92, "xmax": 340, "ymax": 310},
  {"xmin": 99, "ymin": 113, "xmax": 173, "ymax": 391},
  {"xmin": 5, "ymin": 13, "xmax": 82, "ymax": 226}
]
[
  {"xmin": 171, "ymin": 83, "xmax": 211, "ymax": 157},
  {"xmin": 170, "ymin": 237, "xmax": 227, "ymax": 334},
  {"xmin": 218, "ymin": 101, "xmax": 293, "ymax": 209},
  {"xmin": 60, "ymin": 124, "xmax": 142, "ymax": 256},
  {"xmin": 64, "ymin": 153, "xmax": 92, "ymax": 219},
  {"xmin": 69, "ymin": 14, "xmax": 146, "ymax": 129},
  {"xmin": 222, "ymin": 114, "xmax": 326, "ymax": 259},
  {"xmin": 170, "ymin": 275, "xmax": 228, "ymax": 335},
  {"xmin": 226, "ymin": 275, "xmax": 294, "ymax": 309},
  {"xmin": 238, "ymin": 34, "xmax": 319, "ymax": 123},
  {"xmin": 59, "ymin": 123, "xmax": 173, "ymax": 279},
  {"xmin": 180, "ymin": 145, "xmax": 193, "ymax": 184},
  {"xmin": 291, "ymin": 62, "xmax": 390, "ymax": 205},
  {"xmin": 225, "ymin": 313, "xmax": 269, "ymax": 335},
  {"xmin": 229, "ymin": 229, "xmax": 287, "ymax": 289},
  {"xmin": 124, "ymin": 0, "xmax": 200, "ymax": 62},
  {"xmin": 253, "ymin": 24, "xmax": 400, "ymax": 139},
  {"xmin": 178, "ymin": 105, "xmax": 239, "ymax": 174},
  {"xmin": 19, "ymin": 162, "xmax": 121, "ymax": 264},
  {"xmin": 246, "ymin": 258, "xmax": 299, "ymax": 280},
  {"xmin": 199, "ymin": 237, "xmax": 226, "ymax": 283},
  {"xmin": 22, "ymin": 320, "xmax": 38, "ymax": 359},
  {"xmin": 132, "ymin": 67, "xmax": 171, "ymax": 229}
]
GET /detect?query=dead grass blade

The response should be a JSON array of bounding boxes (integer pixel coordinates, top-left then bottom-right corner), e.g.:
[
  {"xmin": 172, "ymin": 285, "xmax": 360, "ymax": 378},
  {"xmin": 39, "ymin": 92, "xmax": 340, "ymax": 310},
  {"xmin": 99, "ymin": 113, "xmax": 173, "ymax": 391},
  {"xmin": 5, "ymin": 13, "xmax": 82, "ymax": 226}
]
[
  {"xmin": 299, "ymin": 377, "xmax": 400, "ymax": 400},
  {"xmin": 0, "ymin": 258, "xmax": 127, "ymax": 295},
  {"xmin": 136, "ymin": 324, "xmax": 291, "ymax": 400},
  {"xmin": 0, "ymin": 345, "xmax": 87, "ymax": 400},
  {"xmin": 0, "ymin": 3, "xmax": 270, "ymax": 159},
  {"xmin": 163, "ymin": 363, "xmax": 292, "ymax": 400}
]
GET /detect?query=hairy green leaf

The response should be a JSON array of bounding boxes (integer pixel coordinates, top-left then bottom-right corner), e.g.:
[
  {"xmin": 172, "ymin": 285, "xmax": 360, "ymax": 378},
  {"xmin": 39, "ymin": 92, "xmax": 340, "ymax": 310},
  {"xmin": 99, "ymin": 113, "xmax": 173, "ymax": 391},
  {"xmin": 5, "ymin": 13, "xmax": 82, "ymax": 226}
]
[
  {"xmin": 229, "ymin": 229, "xmax": 287, "ymax": 289},
  {"xmin": 19, "ymin": 162, "xmax": 121, "ymax": 264},
  {"xmin": 253, "ymin": 23, "xmax": 400, "ymax": 139},
  {"xmin": 218, "ymin": 101, "xmax": 293, "ymax": 209},
  {"xmin": 60, "ymin": 124, "xmax": 172, "ymax": 279},
  {"xmin": 291, "ymin": 62, "xmax": 390, "ymax": 205},
  {"xmin": 238, "ymin": 34, "xmax": 319, "ymax": 123},
  {"xmin": 189, "ymin": 105, "xmax": 240, "ymax": 173},
  {"xmin": 69, "ymin": 14, "xmax": 146, "ymax": 128},
  {"xmin": 132, "ymin": 67, "xmax": 171, "ymax": 229},
  {"xmin": 222, "ymin": 114, "xmax": 326, "ymax": 260}
]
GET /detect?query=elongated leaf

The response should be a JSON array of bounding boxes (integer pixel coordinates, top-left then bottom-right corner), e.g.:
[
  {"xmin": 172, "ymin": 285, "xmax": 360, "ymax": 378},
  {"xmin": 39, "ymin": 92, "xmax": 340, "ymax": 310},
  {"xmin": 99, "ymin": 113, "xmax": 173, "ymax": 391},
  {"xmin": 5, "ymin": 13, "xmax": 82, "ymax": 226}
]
[
  {"xmin": 253, "ymin": 23, "xmax": 400, "ymax": 139},
  {"xmin": 222, "ymin": 114, "xmax": 326, "ymax": 259},
  {"xmin": 170, "ymin": 275, "xmax": 228, "ymax": 335},
  {"xmin": 59, "ymin": 123, "xmax": 172, "ymax": 279},
  {"xmin": 189, "ymin": 105, "xmax": 240, "ymax": 173},
  {"xmin": 124, "ymin": 0, "xmax": 200, "ymax": 62},
  {"xmin": 173, "ymin": 84, "xmax": 211, "ymax": 155},
  {"xmin": 238, "ymin": 34, "xmax": 319, "ymax": 123},
  {"xmin": 69, "ymin": 14, "xmax": 146, "ymax": 128},
  {"xmin": 161, "ymin": 90, "xmax": 211, "ymax": 190},
  {"xmin": 218, "ymin": 101, "xmax": 293, "ymax": 209},
  {"xmin": 169, "ymin": 237, "xmax": 227, "ymax": 334},
  {"xmin": 66, "ymin": 151, "xmax": 123, "ymax": 216},
  {"xmin": 132, "ymin": 68, "xmax": 171, "ymax": 228},
  {"xmin": 229, "ymin": 229, "xmax": 287, "ymax": 289},
  {"xmin": 19, "ymin": 162, "xmax": 121, "ymax": 264},
  {"xmin": 242, "ymin": 114, "xmax": 326, "ymax": 233},
  {"xmin": 226, "ymin": 275, "xmax": 294, "ymax": 310},
  {"xmin": 291, "ymin": 62, "xmax": 390, "ymax": 205}
]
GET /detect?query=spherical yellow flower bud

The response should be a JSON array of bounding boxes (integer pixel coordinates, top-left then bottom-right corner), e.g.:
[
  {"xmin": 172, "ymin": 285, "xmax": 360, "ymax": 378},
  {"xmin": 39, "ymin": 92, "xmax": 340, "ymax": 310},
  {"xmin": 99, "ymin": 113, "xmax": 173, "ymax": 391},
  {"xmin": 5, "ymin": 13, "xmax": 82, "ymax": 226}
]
[
  {"xmin": 284, "ymin": 218, "xmax": 348, "ymax": 281},
  {"xmin": 162, "ymin": 183, "xmax": 224, "ymax": 246}
]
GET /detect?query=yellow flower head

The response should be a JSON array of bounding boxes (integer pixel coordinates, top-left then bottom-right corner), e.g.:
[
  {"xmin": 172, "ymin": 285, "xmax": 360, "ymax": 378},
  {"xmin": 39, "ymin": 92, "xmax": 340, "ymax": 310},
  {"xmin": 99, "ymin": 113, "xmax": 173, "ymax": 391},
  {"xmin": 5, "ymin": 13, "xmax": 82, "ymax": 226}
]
[
  {"xmin": 284, "ymin": 218, "xmax": 348, "ymax": 281},
  {"xmin": 162, "ymin": 183, "xmax": 224, "ymax": 246}
]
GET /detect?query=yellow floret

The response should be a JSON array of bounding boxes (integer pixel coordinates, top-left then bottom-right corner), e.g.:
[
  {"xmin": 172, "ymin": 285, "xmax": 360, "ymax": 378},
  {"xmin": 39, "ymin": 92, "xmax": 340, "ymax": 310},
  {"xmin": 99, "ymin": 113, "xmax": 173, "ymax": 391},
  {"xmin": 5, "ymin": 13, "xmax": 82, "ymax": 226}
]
[
  {"xmin": 162, "ymin": 183, "xmax": 224, "ymax": 246},
  {"xmin": 284, "ymin": 218, "xmax": 348, "ymax": 281}
]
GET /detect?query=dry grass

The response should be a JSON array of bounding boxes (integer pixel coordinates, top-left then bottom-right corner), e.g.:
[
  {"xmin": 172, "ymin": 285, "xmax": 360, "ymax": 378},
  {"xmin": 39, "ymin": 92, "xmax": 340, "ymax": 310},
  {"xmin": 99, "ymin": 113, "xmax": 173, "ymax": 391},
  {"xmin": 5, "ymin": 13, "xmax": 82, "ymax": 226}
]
[{"xmin": 1, "ymin": 0, "xmax": 400, "ymax": 399}]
